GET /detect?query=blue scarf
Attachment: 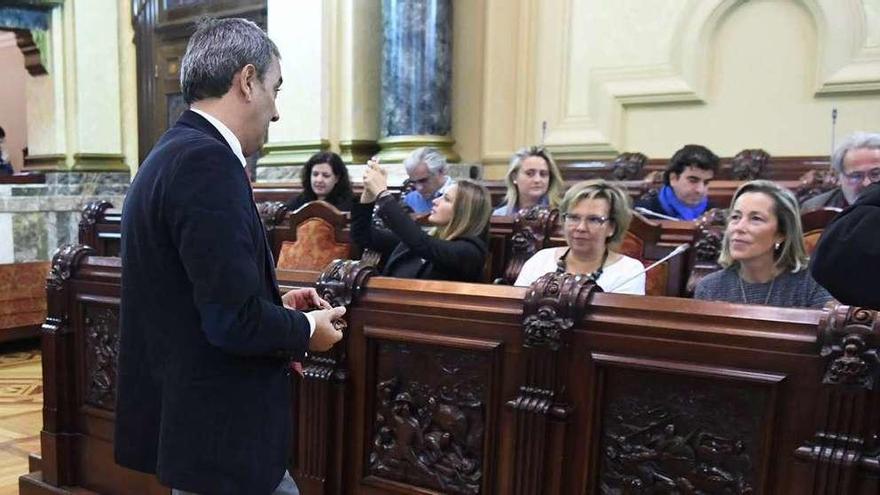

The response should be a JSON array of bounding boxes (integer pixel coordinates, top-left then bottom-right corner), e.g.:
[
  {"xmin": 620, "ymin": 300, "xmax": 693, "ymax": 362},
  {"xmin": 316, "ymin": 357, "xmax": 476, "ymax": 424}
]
[{"xmin": 658, "ymin": 185, "xmax": 708, "ymax": 221}]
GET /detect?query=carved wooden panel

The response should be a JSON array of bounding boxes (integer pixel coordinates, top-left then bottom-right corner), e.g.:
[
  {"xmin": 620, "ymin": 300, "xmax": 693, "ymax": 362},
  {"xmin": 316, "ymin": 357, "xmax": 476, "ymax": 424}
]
[
  {"xmin": 83, "ymin": 305, "xmax": 120, "ymax": 410},
  {"xmin": 591, "ymin": 354, "xmax": 783, "ymax": 495},
  {"xmin": 367, "ymin": 338, "xmax": 496, "ymax": 494}
]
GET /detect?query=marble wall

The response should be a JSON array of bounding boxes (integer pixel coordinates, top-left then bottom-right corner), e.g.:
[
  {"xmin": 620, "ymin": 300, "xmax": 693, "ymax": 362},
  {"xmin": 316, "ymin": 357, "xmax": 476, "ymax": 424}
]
[{"xmin": 0, "ymin": 172, "xmax": 127, "ymax": 263}]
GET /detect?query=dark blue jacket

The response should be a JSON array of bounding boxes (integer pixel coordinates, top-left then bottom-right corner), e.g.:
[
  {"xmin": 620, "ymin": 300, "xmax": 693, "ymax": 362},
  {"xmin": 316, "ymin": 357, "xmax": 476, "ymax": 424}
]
[{"xmin": 115, "ymin": 110, "xmax": 310, "ymax": 494}]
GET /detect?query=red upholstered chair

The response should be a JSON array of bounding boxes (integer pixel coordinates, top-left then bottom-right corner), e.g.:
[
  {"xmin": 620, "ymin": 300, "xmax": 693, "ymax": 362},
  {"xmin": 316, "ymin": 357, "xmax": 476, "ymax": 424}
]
[{"xmin": 275, "ymin": 201, "xmax": 353, "ymax": 272}]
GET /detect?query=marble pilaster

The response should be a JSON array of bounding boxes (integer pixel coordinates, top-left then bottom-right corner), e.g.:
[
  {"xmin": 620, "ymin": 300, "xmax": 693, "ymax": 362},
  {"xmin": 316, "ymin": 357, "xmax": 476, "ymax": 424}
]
[{"xmin": 379, "ymin": 0, "xmax": 458, "ymax": 162}]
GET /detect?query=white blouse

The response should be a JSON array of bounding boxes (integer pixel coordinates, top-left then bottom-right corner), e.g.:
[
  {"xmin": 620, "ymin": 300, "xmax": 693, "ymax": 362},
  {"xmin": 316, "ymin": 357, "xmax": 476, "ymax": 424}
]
[{"xmin": 514, "ymin": 247, "xmax": 646, "ymax": 295}]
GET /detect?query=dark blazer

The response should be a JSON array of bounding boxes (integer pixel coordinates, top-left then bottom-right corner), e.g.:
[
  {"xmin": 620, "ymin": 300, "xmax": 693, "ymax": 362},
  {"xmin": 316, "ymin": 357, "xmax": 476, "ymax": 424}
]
[
  {"xmin": 115, "ymin": 110, "xmax": 311, "ymax": 494},
  {"xmin": 351, "ymin": 195, "xmax": 487, "ymax": 282},
  {"xmin": 811, "ymin": 183, "xmax": 880, "ymax": 310}
]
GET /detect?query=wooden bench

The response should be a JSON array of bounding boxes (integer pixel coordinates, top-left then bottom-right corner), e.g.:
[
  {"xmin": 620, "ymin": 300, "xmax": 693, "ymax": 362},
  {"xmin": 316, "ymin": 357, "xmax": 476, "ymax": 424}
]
[
  {"xmin": 0, "ymin": 261, "xmax": 48, "ymax": 343},
  {"xmin": 21, "ymin": 252, "xmax": 880, "ymax": 494}
]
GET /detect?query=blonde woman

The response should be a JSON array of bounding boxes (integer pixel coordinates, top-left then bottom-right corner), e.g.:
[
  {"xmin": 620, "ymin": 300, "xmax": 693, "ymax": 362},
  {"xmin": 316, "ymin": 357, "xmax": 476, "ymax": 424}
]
[
  {"xmin": 492, "ymin": 146, "xmax": 565, "ymax": 216},
  {"xmin": 514, "ymin": 180, "xmax": 646, "ymax": 294},
  {"xmin": 352, "ymin": 159, "xmax": 492, "ymax": 282},
  {"xmin": 695, "ymin": 180, "xmax": 832, "ymax": 308}
]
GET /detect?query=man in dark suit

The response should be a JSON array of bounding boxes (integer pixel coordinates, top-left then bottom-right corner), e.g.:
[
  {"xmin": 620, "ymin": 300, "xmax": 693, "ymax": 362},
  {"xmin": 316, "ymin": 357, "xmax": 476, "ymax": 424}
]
[{"xmin": 115, "ymin": 18, "xmax": 345, "ymax": 494}]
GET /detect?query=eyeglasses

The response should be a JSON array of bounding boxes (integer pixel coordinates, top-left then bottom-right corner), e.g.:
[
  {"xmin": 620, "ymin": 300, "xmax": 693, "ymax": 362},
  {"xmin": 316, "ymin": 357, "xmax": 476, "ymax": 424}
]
[
  {"xmin": 562, "ymin": 213, "xmax": 609, "ymax": 228},
  {"xmin": 410, "ymin": 175, "xmax": 433, "ymax": 186},
  {"xmin": 842, "ymin": 167, "xmax": 880, "ymax": 185}
]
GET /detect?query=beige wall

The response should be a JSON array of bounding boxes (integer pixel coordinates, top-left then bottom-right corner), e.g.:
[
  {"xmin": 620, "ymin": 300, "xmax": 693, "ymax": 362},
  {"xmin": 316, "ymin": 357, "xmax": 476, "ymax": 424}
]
[
  {"xmin": 476, "ymin": 0, "xmax": 880, "ymax": 178},
  {"xmin": 23, "ymin": 0, "xmax": 138, "ymax": 173},
  {"xmin": 0, "ymin": 32, "xmax": 28, "ymax": 172}
]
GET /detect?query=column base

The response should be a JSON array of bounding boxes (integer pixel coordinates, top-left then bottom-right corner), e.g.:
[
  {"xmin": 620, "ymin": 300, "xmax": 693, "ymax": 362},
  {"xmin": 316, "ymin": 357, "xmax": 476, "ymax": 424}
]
[
  {"xmin": 258, "ymin": 140, "xmax": 330, "ymax": 167},
  {"xmin": 376, "ymin": 135, "xmax": 460, "ymax": 163},
  {"xmin": 339, "ymin": 140, "xmax": 380, "ymax": 165}
]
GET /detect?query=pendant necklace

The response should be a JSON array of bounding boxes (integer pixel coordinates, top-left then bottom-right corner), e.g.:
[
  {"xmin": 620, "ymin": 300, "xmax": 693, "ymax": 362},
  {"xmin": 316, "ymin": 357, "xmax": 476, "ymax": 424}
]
[{"xmin": 739, "ymin": 276, "xmax": 775, "ymax": 305}]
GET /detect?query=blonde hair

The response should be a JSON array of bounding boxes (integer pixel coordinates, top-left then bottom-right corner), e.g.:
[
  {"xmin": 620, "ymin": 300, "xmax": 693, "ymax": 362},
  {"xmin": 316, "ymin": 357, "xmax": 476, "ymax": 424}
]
[
  {"xmin": 560, "ymin": 179, "xmax": 632, "ymax": 247},
  {"xmin": 502, "ymin": 147, "xmax": 564, "ymax": 211},
  {"xmin": 718, "ymin": 180, "xmax": 809, "ymax": 273},
  {"xmin": 435, "ymin": 180, "xmax": 492, "ymax": 241}
]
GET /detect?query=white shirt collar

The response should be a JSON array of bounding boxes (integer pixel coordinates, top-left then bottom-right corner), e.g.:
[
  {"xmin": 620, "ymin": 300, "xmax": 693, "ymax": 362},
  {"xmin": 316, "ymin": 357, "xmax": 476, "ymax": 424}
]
[{"xmin": 189, "ymin": 108, "xmax": 247, "ymax": 167}]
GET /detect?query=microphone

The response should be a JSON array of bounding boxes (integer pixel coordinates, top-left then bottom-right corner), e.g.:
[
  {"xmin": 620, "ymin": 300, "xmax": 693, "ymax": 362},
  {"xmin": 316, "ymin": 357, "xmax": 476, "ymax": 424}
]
[
  {"xmin": 605, "ymin": 243, "xmax": 690, "ymax": 292},
  {"xmin": 830, "ymin": 107, "xmax": 838, "ymax": 159},
  {"xmin": 635, "ymin": 207, "xmax": 679, "ymax": 221}
]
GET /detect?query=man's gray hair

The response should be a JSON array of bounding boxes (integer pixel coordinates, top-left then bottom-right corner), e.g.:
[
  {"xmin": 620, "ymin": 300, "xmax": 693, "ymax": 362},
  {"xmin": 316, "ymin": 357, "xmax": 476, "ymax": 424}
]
[
  {"xmin": 180, "ymin": 17, "xmax": 280, "ymax": 105},
  {"xmin": 404, "ymin": 147, "xmax": 447, "ymax": 175},
  {"xmin": 831, "ymin": 131, "xmax": 880, "ymax": 174}
]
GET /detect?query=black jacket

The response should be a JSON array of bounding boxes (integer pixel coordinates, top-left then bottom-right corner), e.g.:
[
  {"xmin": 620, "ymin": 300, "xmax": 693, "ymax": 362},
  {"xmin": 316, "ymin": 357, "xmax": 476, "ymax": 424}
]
[
  {"xmin": 351, "ymin": 195, "xmax": 487, "ymax": 282},
  {"xmin": 811, "ymin": 183, "xmax": 880, "ymax": 310},
  {"xmin": 287, "ymin": 191, "xmax": 353, "ymax": 212},
  {"xmin": 115, "ymin": 110, "xmax": 310, "ymax": 494}
]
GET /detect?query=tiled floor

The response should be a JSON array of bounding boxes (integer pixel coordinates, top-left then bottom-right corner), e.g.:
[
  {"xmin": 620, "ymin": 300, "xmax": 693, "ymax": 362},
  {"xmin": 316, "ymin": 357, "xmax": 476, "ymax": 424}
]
[{"xmin": 0, "ymin": 341, "xmax": 42, "ymax": 495}]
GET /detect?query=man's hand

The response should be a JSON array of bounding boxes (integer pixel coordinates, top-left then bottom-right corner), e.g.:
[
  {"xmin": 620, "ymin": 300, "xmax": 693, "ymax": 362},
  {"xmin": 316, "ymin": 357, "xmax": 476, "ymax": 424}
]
[
  {"xmin": 282, "ymin": 288, "xmax": 331, "ymax": 310},
  {"xmin": 308, "ymin": 306, "xmax": 346, "ymax": 352}
]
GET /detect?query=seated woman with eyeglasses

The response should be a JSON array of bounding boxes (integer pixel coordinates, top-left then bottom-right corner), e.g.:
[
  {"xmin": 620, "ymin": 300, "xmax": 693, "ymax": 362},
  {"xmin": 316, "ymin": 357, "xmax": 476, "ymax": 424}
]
[
  {"xmin": 492, "ymin": 146, "xmax": 565, "ymax": 216},
  {"xmin": 352, "ymin": 159, "xmax": 492, "ymax": 282},
  {"xmin": 695, "ymin": 180, "xmax": 833, "ymax": 308},
  {"xmin": 514, "ymin": 180, "xmax": 646, "ymax": 294}
]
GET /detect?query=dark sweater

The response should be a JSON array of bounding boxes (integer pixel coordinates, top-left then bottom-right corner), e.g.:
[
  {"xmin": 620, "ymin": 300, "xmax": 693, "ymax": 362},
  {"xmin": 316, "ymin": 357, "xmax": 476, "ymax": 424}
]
[
  {"xmin": 351, "ymin": 195, "xmax": 487, "ymax": 282},
  {"xmin": 811, "ymin": 183, "xmax": 880, "ymax": 309},
  {"xmin": 695, "ymin": 266, "xmax": 833, "ymax": 309}
]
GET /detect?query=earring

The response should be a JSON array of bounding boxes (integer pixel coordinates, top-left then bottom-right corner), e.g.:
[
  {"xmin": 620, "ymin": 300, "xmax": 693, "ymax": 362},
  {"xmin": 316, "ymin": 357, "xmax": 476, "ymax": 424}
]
[{"xmin": 774, "ymin": 241, "xmax": 781, "ymax": 250}]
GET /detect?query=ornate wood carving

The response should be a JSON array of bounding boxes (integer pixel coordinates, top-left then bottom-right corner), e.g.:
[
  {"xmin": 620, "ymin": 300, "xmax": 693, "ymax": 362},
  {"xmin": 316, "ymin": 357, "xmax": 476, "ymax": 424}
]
[
  {"xmin": 369, "ymin": 343, "xmax": 487, "ymax": 494},
  {"xmin": 80, "ymin": 200, "xmax": 114, "ymax": 226},
  {"xmin": 793, "ymin": 305, "xmax": 880, "ymax": 491},
  {"xmin": 47, "ymin": 244, "xmax": 95, "ymax": 291},
  {"xmin": 316, "ymin": 259, "xmax": 377, "ymax": 309},
  {"xmin": 500, "ymin": 206, "xmax": 559, "ymax": 284},
  {"xmin": 820, "ymin": 306, "xmax": 880, "ymax": 390},
  {"xmin": 291, "ymin": 260, "xmax": 378, "ymax": 490},
  {"xmin": 599, "ymin": 370, "xmax": 763, "ymax": 494},
  {"xmin": 506, "ymin": 273, "xmax": 600, "ymax": 493},
  {"xmin": 730, "ymin": 149, "xmax": 770, "ymax": 180},
  {"xmin": 796, "ymin": 169, "xmax": 840, "ymax": 204},
  {"xmin": 611, "ymin": 152, "xmax": 648, "ymax": 181},
  {"xmin": 522, "ymin": 272, "xmax": 601, "ymax": 351},
  {"xmin": 256, "ymin": 200, "xmax": 288, "ymax": 231},
  {"xmin": 685, "ymin": 208, "xmax": 727, "ymax": 295},
  {"xmin": 83, "ymin": 306, "xmax": 120, "ymax": 410}
]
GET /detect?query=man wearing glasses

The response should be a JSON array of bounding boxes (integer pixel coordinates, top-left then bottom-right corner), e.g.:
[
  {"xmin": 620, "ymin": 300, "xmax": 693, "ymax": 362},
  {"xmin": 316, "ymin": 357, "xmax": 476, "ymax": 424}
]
[
  {"xmin": 402, "ymin": 147, "xmax": 455, "ymax": 214},
  {"xmin": 811, "ymin": 131, "xmax": 880, "ymax": 310},
  {"xmin": 802, "ymin": 132, "xmax": 880, "ymax": 210}
]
